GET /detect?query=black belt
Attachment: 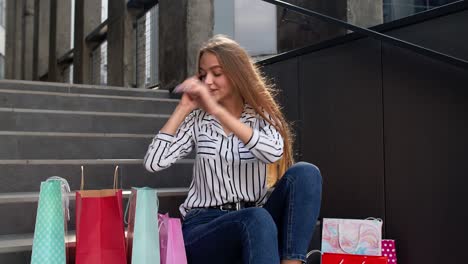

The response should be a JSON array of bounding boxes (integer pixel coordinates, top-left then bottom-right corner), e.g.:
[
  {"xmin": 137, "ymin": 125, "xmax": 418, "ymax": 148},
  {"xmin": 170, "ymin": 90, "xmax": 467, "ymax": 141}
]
[{"xmin": 209, "ymin": 201, "xmax": 257, "ymax": 211}]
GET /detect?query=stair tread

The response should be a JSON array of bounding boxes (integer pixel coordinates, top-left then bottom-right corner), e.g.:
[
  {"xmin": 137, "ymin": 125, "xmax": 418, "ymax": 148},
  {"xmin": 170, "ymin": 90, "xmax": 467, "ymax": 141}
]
[
  {"xmin": 0, "ymin": 80, "xmax": 167, "ymax": 95},
  {"xmin": 0, "ymin": 187, "xmax": 190, "ymax": 204},
  {"xmin": 0, "ymin": 232, "xmax": 76, "ymax": 253}
]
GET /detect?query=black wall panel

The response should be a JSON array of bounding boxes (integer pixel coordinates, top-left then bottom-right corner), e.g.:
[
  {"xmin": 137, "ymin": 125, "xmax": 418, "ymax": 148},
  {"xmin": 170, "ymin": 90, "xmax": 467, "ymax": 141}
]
[
  {"xmin": 382, "ymin": 44, "xmax": 468, "ymax": 263},
  {"xmin": 261, "ymin": 58, "xmax": 302, "ymax": 159},
  {"xmin": 262, "ymin": 7, "xmax": 468, "ymax": 264},
  {"xmin": 297, "ymin": 39, "xmax": 385, "ymax": 220}
]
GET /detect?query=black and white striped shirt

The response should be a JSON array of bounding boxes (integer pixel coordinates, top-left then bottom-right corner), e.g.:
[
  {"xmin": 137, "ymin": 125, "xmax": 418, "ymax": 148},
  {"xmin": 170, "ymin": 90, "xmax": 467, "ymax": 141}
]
[{"xmin": 144, "ymin": 104, "xmax": 284, "ymax": 216}]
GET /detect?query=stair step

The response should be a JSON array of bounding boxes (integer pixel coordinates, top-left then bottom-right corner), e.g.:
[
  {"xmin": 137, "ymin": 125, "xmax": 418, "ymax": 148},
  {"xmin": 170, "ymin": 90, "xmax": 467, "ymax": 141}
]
[
  {"xmin": 0, "ymin": 232, "xmax": 76, "ymax": 254},
  {"xmin": 0, "ymin": 160, "xmax": 194, "ymax": 193},
  {"xmin": 0, "ymin": 79, "xmax": 176, "ymax": 99},
  {"xmin": 0, "ymin": 107, "xmax": 169, "ymax": 134},
  {"xmin": 0, "ymin": 132, "xmax": 153, "ymax": 160},
  {"xmin": 0, "ymin": 191, "xmax": 187, "ymax": 235},
  {"xmin": 0, "ymin": 89, "xmax": 179, "ymax": 114},
  {"xmin": 0, "ymin": 132, "xmax": 196, "ymax": 160},
  {"xmin": 0, "ymin": 188, "xmax": 189, "ymax": 204}
]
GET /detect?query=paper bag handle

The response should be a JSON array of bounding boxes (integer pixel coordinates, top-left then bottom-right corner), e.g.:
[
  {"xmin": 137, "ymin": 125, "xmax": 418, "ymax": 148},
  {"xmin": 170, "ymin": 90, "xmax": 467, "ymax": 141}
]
[
  {"xmin": 80, "ymin": 165, "xmax": 120, "ymax": 190},
  {"xmin": 113, "ymin": 165, "xmax": 119, "ymax": 190},
  {"xmin": 337, "ymin": 224, "xmax": 363, "ymax": 254},
  {"xmin": 337, "ymin": 218, "xmax": 382, "ymax": 254},
  {"xmin": 80, "ymin": 166, "xmax": 84, "ymax": 190},
  {"xmin": 124, "ymin": 188, "xmax": 159, "ymax": 225}
]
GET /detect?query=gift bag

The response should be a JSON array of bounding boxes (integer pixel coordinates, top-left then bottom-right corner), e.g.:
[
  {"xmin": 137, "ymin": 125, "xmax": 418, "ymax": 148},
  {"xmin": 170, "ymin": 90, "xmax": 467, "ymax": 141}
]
[
  {"xmin": 322, "ymin": 253, "xmax": 388, "ymax": 264},
  {"xmin": 382, "ymin": 239, "xmax": 397, "ymax": 263},
  {"xmin": 322, "ymin": 218, "xmax": 383, "ymax": 256},
  {"xmin": 158, "ymin": 213, "xmax": 188, "ymax": 264},
  {"xmin": 31, "ymin": 177, "xmax": 70, "ymax": 264},
  {"xmin": 75, "ymin": 166, "xmax": 126, "ymax": 264},
  {"xmin": 126, "ymin": 187, "xmax": 160, "ymax": 263}
]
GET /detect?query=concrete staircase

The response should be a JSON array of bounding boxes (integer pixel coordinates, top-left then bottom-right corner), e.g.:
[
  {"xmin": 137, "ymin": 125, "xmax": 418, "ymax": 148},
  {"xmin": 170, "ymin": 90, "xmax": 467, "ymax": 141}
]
[{"xmin": 0, "ymin": 80, "xmax": 193, "ymax": 262}]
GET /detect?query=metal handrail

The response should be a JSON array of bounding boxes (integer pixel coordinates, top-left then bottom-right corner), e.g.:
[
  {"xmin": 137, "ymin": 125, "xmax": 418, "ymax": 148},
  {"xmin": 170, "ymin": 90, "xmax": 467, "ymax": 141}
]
[{"xmin": 262, "ymin": 0, "xmax": 468, "ymax": 70}]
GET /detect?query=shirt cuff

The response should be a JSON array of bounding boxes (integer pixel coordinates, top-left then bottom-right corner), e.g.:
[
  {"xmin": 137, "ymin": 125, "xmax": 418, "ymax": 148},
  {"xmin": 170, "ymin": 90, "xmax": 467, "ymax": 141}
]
[
  {"xmin": 155, "ymin": 132, "xmax": 174, "ymax": 144},
  {"xmin": 245, "ymin": 129, "xmax": 260, "ymax": 150}
]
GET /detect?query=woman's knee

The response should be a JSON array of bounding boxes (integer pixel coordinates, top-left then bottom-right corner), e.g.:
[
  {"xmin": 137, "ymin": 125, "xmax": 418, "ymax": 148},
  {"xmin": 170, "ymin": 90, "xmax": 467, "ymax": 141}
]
[
  {"xmin": 286, "ymin": 162, "xmax": 322, "ymax": 187},
  {"xmin": 241, "ymin": 208, "xmax": 277, "ymax": 236}
]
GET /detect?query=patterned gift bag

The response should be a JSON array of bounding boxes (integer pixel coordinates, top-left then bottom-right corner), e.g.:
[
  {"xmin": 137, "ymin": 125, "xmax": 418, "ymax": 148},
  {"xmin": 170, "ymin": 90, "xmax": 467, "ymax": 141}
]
[
  {"xmin": 31, "ymin": 177, "xmax": 70, "ymax": 264},
  {"xmin": 322, "ymin": 218, "xmax": 383, "ymax": 256},
  {"xmin": 382, "ymin": 239, "xmax": 397, "ymax": 263}
]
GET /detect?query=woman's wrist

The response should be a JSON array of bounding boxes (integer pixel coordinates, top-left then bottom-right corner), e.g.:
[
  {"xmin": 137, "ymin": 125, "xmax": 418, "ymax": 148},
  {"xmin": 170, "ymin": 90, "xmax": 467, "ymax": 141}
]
[
  {"xmin": 175, "ymin": 104, "xmax": 194, "ymax": 117},
  {"xmin": 210, "ymin": 104, "xmax": 225, "ymax": 119}
]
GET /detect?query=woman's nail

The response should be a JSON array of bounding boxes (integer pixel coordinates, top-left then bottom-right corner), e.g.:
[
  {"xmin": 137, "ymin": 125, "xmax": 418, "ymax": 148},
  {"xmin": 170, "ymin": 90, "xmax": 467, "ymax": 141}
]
[{"xmin": 174, "ymin": 84, "xmax": 183, "ymax": 93}]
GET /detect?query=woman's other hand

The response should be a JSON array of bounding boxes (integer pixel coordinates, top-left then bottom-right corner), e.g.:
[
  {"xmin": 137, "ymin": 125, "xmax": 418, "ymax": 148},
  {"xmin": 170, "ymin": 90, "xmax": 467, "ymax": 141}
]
[{"xmin": 176, "ymin": 77, "xmax": 220, "ymax": 115}]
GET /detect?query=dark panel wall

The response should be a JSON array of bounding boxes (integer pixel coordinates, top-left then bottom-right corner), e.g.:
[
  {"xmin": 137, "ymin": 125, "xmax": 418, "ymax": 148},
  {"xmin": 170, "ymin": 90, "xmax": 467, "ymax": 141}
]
[
  {"xmin": 298, "ymin": 39, "xmax": 385, "ymax": 220},
  {"xmin": 382, "ymin": 44, "xmax": 468, "ymax": 263},
  {"xmin": 262, "ymin": 8, "xmax": 468, "ymax": 264},
  {"xmin": 261, "ymin": 58, "xmax": 302, "ymax": 159}
]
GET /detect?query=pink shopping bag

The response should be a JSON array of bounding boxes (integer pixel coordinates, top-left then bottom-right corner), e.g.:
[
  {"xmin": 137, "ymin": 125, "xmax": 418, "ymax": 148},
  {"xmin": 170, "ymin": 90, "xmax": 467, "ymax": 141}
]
[
  {"xmin": 158, "ymin": 213, "xmax": 188, "ymax": 264},
  {"xmin": 382, "ymin": 239, "xmax": 397, "ymax": 263}
]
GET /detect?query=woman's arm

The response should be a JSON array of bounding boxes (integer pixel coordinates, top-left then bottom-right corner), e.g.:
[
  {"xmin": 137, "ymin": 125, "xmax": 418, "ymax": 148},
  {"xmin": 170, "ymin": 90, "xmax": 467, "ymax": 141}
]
[
  {"xmin": 144, "ymin": 93, "xmax": 198, "ymax": 172},
  {"xmin": 178, "ymin": 77, "xmax": 283, "ymax": 163}
]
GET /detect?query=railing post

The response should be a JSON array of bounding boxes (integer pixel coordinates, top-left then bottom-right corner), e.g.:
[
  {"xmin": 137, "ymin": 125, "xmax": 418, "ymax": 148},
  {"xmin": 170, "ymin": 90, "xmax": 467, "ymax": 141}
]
[
  {"xmin": 5, "ymin": 0, "xmax": 24, "ymax": 80},
  {"xmin": 73, "ymin": 0, "xmax": 101, "ymax": 84},
  {"xmin": 33, "ymin": 0, "xmax": 50, "ymax": 80},
  {"xmin": 107, "ymin": 0, "xmax": 135, "ymax": 87},
  {"xmin": 48, "ymin": 0, "xmax": 71, "ymax": 82}
]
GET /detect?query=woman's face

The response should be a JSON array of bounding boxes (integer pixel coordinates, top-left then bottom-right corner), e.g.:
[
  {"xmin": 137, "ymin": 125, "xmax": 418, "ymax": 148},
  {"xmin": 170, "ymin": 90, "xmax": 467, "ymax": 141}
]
[{"xmin": 198, "ymin": 52, "xmax": 237, "ymax": 105}]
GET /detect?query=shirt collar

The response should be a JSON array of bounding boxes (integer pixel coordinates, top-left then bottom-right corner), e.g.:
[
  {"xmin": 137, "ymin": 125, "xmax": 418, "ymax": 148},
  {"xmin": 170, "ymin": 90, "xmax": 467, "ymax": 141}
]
[{"xmin": 200, "ymin": 104, "xmax": 258, "ymax": 132}]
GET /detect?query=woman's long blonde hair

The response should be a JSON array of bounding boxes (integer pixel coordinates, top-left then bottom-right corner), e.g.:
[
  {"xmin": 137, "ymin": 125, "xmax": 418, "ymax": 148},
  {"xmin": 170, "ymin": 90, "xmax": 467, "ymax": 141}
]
[{"xmin": 198, "ymin": 35, "xmax": 294, "ymax": 186}]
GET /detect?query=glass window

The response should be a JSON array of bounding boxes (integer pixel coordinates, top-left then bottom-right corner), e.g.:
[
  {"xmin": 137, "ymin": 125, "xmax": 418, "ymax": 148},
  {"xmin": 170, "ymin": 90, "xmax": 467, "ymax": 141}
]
[{"xmin": 215, "ymin": 0, "xmax": 277, "ymax": 57}]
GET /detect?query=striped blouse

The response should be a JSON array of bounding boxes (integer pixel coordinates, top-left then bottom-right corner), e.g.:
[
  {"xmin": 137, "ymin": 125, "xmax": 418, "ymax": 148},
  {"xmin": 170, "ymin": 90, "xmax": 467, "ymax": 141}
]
[{"xmin": 144, "ymin": 104, "xmax": 284, "ymax": 216}]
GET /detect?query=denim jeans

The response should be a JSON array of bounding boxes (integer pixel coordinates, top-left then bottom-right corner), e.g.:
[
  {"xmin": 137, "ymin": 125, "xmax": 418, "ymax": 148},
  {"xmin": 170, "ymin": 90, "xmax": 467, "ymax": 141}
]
[{"xmin": 182, "ymin": 162, "xmax": 322, "ymax": 264}]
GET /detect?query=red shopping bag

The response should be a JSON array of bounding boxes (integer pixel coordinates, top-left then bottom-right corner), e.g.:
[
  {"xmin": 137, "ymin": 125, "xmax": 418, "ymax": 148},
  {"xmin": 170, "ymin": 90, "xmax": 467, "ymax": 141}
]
[
  {"xmin": 75, "ymin": 166, "xmax": 126, "ymax": 264},
  {"xmin": 322, "ymin": 253, "xmax": 388, "ymax": 264},
  {"xmin": 158, "ymin": 213, "xmax": 187, "ymax": 264}
]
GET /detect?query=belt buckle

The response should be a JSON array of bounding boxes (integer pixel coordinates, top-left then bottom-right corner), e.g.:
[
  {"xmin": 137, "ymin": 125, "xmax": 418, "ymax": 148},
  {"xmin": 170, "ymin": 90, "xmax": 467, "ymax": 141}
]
[{"xmin": 219, "ymin": 204, "xmax": 231, "ymax": 211}]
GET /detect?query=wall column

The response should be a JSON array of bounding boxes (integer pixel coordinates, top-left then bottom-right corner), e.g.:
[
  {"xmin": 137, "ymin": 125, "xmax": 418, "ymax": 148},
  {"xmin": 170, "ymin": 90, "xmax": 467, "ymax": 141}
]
[
  {"xmin": 158, "ymin": 0, "xmax": 214, "ymax": 90},
  {"xmin": 5, "ymin": 0, "xmax": 24, "ymax": 79},
  {"xmin": 48, "ymin": 0, "xmax": 71, "ymax": 82},
  {"xmin": 33, "ymin": 0, "xmax": 49, "ymax": 80},
  {"xmin": 73, "ymin": 0, "xmax": 101, "ymax": 84},
  {"xmin": 107, "ymin": 0, "xmax": 135, "ymax": 87}
]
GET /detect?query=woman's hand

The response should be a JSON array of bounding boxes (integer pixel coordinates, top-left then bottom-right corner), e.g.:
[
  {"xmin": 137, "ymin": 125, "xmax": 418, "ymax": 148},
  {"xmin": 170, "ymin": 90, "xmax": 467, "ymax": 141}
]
[{"xmin": 175, "ymin": 77, "xmax": 220, "ymax": 115}]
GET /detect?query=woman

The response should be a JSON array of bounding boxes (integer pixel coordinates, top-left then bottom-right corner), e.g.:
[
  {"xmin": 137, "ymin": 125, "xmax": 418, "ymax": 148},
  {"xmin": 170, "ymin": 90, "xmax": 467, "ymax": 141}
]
[{"xmin": 144, "ymin": 35, "xmax": 322, "ymax": 264}]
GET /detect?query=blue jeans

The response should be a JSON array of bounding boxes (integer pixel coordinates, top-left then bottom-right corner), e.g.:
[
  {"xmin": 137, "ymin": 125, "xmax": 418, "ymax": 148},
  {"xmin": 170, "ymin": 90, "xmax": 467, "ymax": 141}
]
[{"xmin": 182, "ymin": 162, "xmax": 322, "ymax": 263}]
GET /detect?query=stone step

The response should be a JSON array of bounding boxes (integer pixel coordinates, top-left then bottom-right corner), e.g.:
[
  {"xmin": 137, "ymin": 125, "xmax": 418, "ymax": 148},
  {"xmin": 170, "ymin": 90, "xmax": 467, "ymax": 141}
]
[
  {"xmin": 0, "ymin": 160, "xmax": 194, "ymax": 193},
  {"xmin": 0, "ymin": 132, "xmax": 152, "ymax": 160},
  {"xmin": 0, "ymin": 88, "xmax": 179, "ymax": 114},
  {"xmin": 0, "ymin": 190, "xmax": 187, "ymax": 236},
  {"xmin": 0, "ymin": 132, "xmax": 196, "ymax": 160},
  {"xmin": 0, "ymin": 79, "xmax": 178, "ymax": 99},
  {"xmin": 0, "ymin": 107, "xmax": 169, "ymax": 134}
]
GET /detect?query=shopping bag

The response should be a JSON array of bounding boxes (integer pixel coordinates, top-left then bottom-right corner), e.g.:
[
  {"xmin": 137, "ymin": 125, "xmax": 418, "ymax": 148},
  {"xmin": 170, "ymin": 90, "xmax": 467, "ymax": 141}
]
[
  {"xmin": 31, "ymin": 177, "xmax": 70, "ymax": 264},
  {"xmin": 158, "ymin": 213, "xmax": 188, "ymax": 264},
  {"xmin": 322, "ymin": 218, "xmax": 383, "ymax": 256},
  {"xmin": 126, "ymin": 187, "xmax": 160, "ymax": 263},
  {"xmin": 322, "ymin": 253, "xmax": 388, "ymax": 264},
  {"xmin": 382, "ymin": 239, "xmax": 397, "ymax": 263},
  {"xmin": 75, "ymin": 166, "xmax": 126, "ymax": 264}
]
